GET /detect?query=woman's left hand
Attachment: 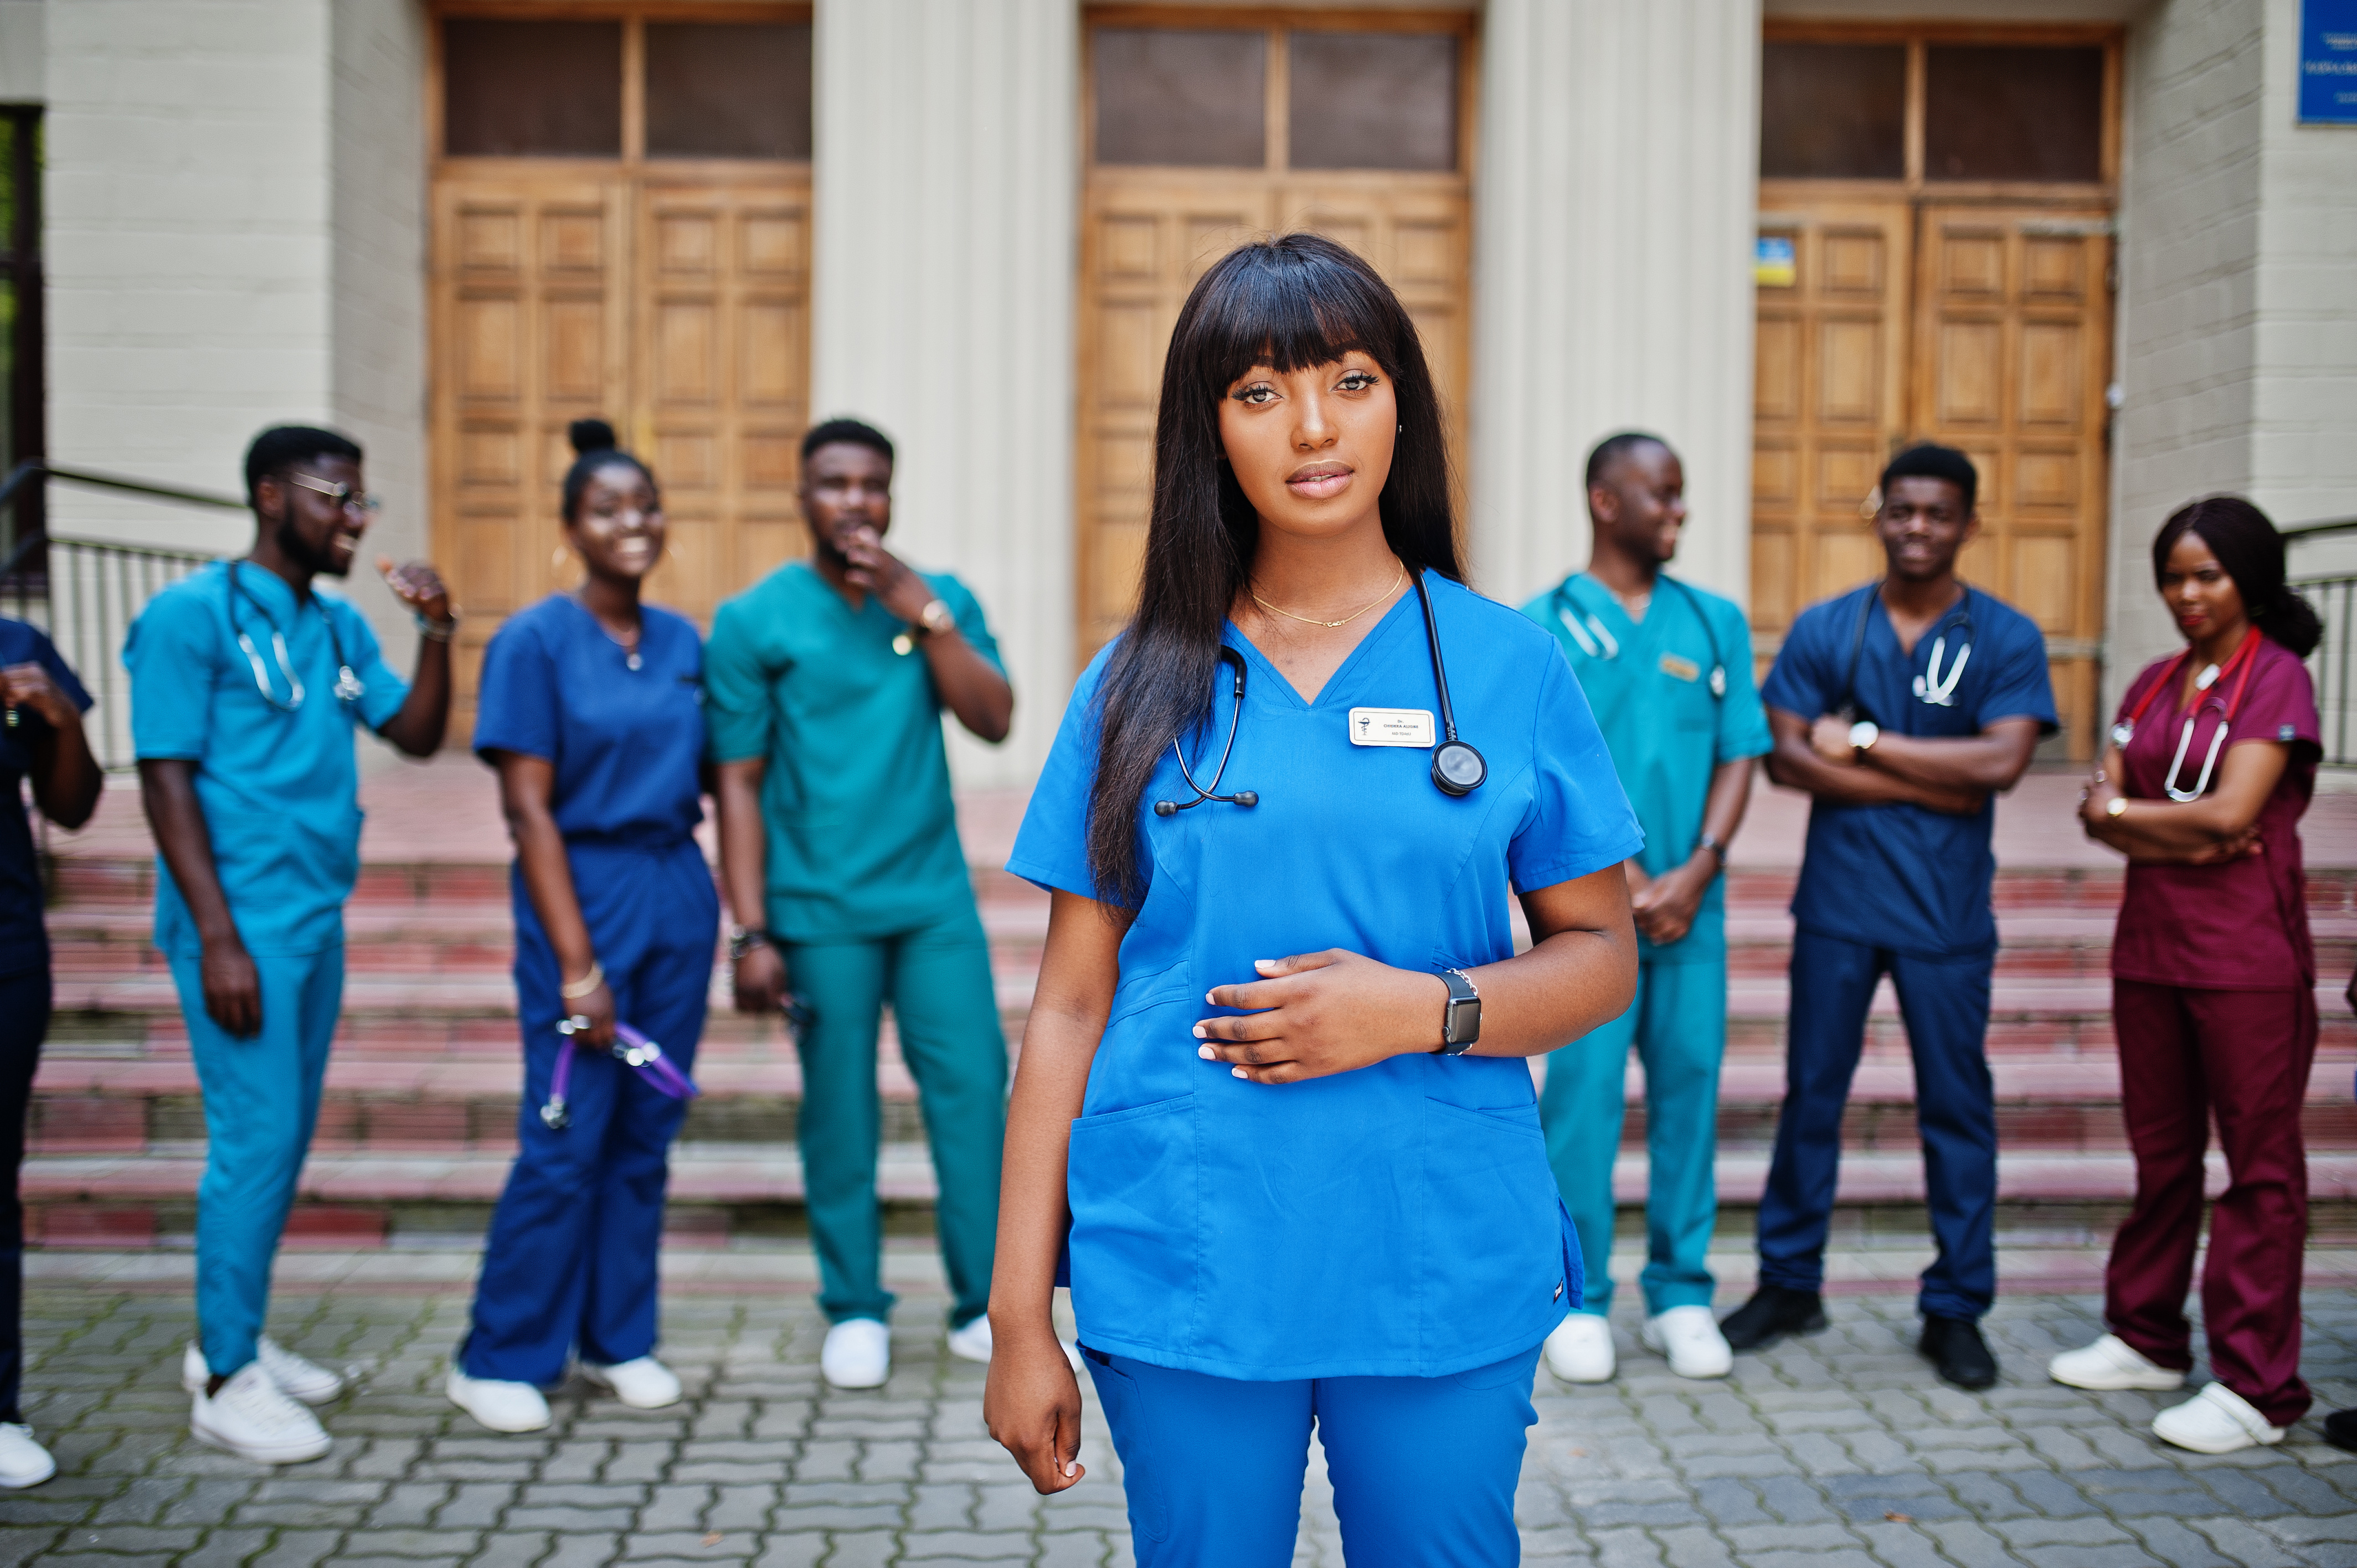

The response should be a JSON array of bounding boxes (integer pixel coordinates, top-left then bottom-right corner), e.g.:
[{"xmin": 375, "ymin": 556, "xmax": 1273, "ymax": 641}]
[{"xmin": 1195, "ymin": 951, "xmax": 1446, "ymax": 1084}]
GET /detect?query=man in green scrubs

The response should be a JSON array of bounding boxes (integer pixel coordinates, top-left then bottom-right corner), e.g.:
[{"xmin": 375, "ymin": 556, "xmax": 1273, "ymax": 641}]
[
  {"xmin": 708, "ymin": 418, "xmax": 1013, "ymax": 1390},
  {"xmin": 1522, "ymin": 432, "xmax": 1771, "ymax": 1385}
]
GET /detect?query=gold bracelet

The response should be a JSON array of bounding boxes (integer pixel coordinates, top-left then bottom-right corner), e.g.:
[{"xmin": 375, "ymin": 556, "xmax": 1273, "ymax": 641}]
[{"xmin": 559, "ymin": 960, "xmax": 605, "ymax": 999}]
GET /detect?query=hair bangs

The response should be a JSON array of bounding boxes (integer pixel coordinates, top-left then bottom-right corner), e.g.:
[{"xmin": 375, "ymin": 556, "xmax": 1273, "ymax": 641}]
[{"xmin": 1193, "ymin": 247, "xmax": 1395, "ymax": 395}]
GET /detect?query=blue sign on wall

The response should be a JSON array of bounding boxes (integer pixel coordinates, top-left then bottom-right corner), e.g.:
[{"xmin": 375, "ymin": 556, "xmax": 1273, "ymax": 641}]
[{"xmin": 2303, "ymin": 0, "xmax": 2357, "ymax": 123}]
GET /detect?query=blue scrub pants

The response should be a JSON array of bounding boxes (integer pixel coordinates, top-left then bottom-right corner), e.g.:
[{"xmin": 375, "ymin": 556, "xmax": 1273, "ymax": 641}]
[
  {"xmin": 1541, "ymin": 951, "xmax": 1725, "ymax": 1318},
  {"xmin": 462, "ymin": 839, "xmax": 718, "ymax": 1385},
  {"xmin": 171, "ymin": 945, "xmax": 343, "ymax": 1379},
  {"xmin": 783, "ymin": 910, "xmax": 1005, "ymax": 1329},
  {"xmin": 1085, "ymin": 1342, "xmax": 1541, "ymax": 1567},
  {"xmin": 1758, "ymin": 929, "xmax": 1996, "ymax": 1320}
]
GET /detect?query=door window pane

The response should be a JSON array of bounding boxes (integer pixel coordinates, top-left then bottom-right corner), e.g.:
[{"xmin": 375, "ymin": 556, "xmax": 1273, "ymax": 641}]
[
  {"xmin": 1094, "ymin": 29, "xmax": 1266, "ymax": 168},
  {"xmin": 1289, "ymin": 32, "xmax": 1457, "ymax": 172},
  {"xmin": 646, "ymin": 23, "xmax": 813, "ymax": 159},
  {"xmin": 444, "ymin": 19, "xmax": 622, "ymax": 157},
  {"xmin": 1759, "ymin": 43, "xmax": 1905, "ymax": 179},
  {"xmin": 1925, "ymin": 46, "xmax": 2104, "ymax": 182}
]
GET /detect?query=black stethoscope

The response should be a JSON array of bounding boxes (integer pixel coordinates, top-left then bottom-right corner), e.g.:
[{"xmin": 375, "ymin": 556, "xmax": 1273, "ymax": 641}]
[
  {"xmin": 1550, "ymin": 575, "xmax": 1730, "ymax": 699},
  {"xmin": 1154, "ymin": 571, "xmax": 1484, "ymax": 817},
  {"xmin": 1835, "ymin": 584, "xmax": 1976, "ymax": 720},
  {"xmin": 229, "ymin": 560, "xmax": 362, "ymax": 713}
]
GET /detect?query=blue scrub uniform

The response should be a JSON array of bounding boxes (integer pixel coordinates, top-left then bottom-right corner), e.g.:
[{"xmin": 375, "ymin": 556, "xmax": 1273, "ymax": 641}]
[
  {"xmin": 460, "ymin": 595, "xmax": 718, "ymax": 1385},
  {"xmin": 1757, "ymin": 584, "xmax": 2055, "ymax": 1321},
  {"xmin": 125, "ymin": 561, "xmax": 409, "ymax": 1377},
  {"xmin": 1522, "ymin": 574, "xmax": 1770, "ymax": 1319},
  {"xmin": 1010, "ymin": 573, "xmax": 1640, "ymax": 1565}
]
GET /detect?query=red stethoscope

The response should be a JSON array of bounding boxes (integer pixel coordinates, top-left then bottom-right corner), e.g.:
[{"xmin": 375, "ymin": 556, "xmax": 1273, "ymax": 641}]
[{"xmin": 2111, "ymin": 631, "xmax": 2263, "ymax": 802}]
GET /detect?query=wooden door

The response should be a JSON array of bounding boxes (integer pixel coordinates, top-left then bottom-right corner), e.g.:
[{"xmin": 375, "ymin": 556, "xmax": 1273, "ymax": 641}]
[
  {"xmin": 1749, "ymin": 203, "xmax": 1913, "ymax": 635},
  {"xmin": 1911, "ymin": 206, "xmax": 2114, "ymax": 753},
  {"xmin": 431, "ymin": 177, "xmax": 632, "ymax": 716},
  {"xmin": 634, "ymin": 179, "xmax": 813, "ymax": 623}
]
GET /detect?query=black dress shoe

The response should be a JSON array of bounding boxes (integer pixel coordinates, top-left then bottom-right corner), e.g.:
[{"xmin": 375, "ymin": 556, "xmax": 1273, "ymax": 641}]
[
  {"xmin": 1720, "ymin": 1286, "xmax": 1829, "ymax": 1351},
  {"xmin": 2325, "ymin": 1409, "xmax": 2357, "ymax": 1452},
  {"xmin": 1919, "ymin": 1313, "xmax": 1998, "ymax": 1390}
]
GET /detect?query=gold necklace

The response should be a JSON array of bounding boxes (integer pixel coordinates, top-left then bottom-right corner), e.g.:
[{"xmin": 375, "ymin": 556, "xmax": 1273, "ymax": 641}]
[{"xmin": 1250, "ymin": 563, "xmax": 1406, "ymax": 630}]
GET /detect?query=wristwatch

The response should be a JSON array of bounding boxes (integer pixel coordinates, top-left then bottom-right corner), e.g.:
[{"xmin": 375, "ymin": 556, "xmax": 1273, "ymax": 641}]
[
  {"xmin": 1848, "ymin": 720, "xmax": 1881, "ymax": 753},
  {"xmin": 2106, "ymin": 796, "xmax": 2128, "ymax": 818},
  {"xmin": 1697, "ymin": 833, "xmax": 1728, "ymax": 869},
  {"xmin": 1434, "ymin": 968, "xmax": 1481, "ymax": 1055},
  {"xmin": 727, "ymin": 925, "xmax": 773, "ymax": 962},
  {"xmin": 910, "ymin": 597, "xmax": 955, "ymax": 638}
]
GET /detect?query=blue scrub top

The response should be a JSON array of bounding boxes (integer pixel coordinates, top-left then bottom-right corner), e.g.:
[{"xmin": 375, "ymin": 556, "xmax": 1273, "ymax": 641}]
[
  {"xmin": 0, "ymin": 618, "xmax": 94, "ymax": 976},
  {"xmin": 1760, "ymin": 583, "xmax": 2056, "ymax": 960},
  {"xmin": 125, "ymin": 560, "xmax": 409, "ymax": 957},
  {"xmin": 1522, "ymin": 573, "xmax": 1772, "ymax": 965},
  {"xmin": 1008, "ymin": 572, "xmax": 1642, "ymax": 1381},
  {"xmin": 472, "ymin": 594, "xmax": 706, "ymax": 847}
]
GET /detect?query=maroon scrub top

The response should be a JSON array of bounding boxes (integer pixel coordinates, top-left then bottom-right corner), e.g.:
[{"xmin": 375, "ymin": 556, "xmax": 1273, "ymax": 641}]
[{"xmin": 2110, "ymin": 633, "xmax": 2320, "ymax": 991}]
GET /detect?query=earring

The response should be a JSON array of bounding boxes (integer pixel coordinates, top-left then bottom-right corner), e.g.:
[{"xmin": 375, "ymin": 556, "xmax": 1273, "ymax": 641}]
[{"xmin": 552, "ymin": 545, "xmax": 570, "ymax": 572}]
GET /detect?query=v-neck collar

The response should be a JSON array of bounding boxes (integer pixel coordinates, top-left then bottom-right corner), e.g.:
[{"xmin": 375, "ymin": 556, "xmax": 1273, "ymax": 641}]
[{"xmin": 1225, "ymin": 574, "xmax": 1424, "ymax": 711}]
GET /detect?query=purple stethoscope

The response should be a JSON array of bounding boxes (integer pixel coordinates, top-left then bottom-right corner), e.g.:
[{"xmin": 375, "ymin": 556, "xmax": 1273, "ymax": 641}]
[{"xmin": 541, "ymin": 1016, "xmax": 699, "ymax": 1131}]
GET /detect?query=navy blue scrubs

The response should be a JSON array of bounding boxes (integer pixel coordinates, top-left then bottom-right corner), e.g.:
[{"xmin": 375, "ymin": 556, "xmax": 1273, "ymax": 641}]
[
  {"xmin": 1757, "ymin": 585, "xmax": 2055, "ymax": 1319},
  {"xmin": 461, "ymin": 595, "xmax": 718, "ymax": 1384},
  {"xmin": 1010, "ymin": 574, "xmax": 1640, "ymax": 1563}
]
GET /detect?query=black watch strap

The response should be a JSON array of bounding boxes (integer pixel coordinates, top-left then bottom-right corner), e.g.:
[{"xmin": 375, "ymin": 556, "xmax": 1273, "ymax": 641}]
[
  {"xmin": 1435, "ymin": 968, "xmax": 1481, "ymax": 1055},
  {"xmin": 728, "ymin": 926, "xmax": 773, "ymax": 962}
]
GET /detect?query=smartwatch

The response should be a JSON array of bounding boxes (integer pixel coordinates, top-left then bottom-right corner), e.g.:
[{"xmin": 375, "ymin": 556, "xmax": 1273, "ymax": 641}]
[{"xmin": 1435, "ymin": 968, "xmax": 1481, "ymax": 1055}]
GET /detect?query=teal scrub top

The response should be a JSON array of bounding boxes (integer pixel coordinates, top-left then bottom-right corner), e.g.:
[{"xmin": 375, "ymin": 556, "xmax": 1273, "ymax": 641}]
[
  {"xmin": 703, "ymin": 560, "xmax": 1003, "ymax": 942},
  {"xmin": 1007, "ymin": 572, "xmax": 1643, "ymax": 1381},
  {"xmin": 125, "ymin": 560, "xmax": 410, "ymax": 957},
  {"xmin": 1521, "ymin": 572, "xmax": 1772, "ymax": 964}
]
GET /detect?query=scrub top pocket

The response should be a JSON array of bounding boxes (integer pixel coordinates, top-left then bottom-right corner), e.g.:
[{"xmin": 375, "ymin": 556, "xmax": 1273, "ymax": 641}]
[
  {"xmin": 1419, "ymin": 1097, "xmax": 1565, "ymax": 1361},
  {"xmin": 1068, "ymin": 1094, "xmax": 1198, "ymax": 1352}
]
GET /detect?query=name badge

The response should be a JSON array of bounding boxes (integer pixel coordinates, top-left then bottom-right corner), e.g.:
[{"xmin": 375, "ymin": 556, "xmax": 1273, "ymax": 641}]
[
  {"xmin": 1659, "ymin": 653, "xmax": 1701, "ymax": 683},
  {"xmin": 1348, "ymin": 707, "xmax": 1435, "ymax": 748}
]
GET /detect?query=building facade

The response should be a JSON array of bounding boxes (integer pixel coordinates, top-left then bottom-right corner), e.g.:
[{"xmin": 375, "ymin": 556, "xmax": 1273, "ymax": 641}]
[{"xmin": 3, "ymin": 0, "xmax": 2352, "ymax": 787}]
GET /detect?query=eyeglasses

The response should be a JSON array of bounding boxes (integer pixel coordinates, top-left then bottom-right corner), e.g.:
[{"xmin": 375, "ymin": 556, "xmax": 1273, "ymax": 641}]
[{"xmin": 286, "ymin": 472, "xmax": 384, "ymax": 518}]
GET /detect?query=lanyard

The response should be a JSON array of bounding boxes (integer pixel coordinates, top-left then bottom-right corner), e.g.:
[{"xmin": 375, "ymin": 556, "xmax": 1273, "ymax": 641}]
[
  {"xmin": 2113, "ymin": 632, "xmax": 2263, "ymax": 802},
  {"xmin": 540, "ymin": 1019, "xmax": 699, "ymax": 1131}
]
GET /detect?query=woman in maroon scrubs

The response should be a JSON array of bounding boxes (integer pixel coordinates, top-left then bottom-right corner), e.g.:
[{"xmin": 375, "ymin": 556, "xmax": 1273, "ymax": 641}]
[{"xmin": 2054, "ymin": 496, "xmax": 2322, "ymax": 1454}]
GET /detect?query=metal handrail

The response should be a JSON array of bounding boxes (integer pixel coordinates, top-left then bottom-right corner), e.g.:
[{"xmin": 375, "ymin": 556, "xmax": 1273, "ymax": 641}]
[
  {"xmin": 2283, "ymin": 516, "xmax": 2357, "ymax": 540},
  {"xmin": 0, "ymin": 457, "xmax": 245, "ymax": 577}
]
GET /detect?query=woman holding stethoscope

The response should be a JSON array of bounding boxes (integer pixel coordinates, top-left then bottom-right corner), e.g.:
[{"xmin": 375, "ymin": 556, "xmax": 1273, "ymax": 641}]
[
  {"xmin": 985, "ymin": 235, "xmax": 1642, "ymax": 1565},
  {"xmin": 447, "ymin": 420, "xmax": 719, "ymax": 1433},
  {"xmin": 2055, "ymin": 496, "xmax": 2323, "ymax": 1454}
]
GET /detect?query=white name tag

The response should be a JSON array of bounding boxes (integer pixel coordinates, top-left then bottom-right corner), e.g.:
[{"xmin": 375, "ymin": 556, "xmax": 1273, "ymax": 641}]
[{"xmin": 1347, "ymin": 707, "xmax": 1435, "ymax": 748}]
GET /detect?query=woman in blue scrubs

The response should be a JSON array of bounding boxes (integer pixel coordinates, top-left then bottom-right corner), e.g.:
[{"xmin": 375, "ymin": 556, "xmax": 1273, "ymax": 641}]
[
  {"xmin": 985, "ymin": 235, "xmax": 1643, "ymax": 1566},
  {"xmin": 447, "ymin": 420, "xmax": 719, "ymax": 1433}
]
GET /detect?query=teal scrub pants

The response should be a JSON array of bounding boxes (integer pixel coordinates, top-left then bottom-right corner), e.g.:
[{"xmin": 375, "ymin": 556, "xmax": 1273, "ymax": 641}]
[
  {"xmin": 784, "ymin": 910, "xmax": 1005, "ymax": 1328},
  {"xmin": 1539, "ymin": 945, "xmax": 1726, "ymax": 1319},
  {"xmin": 169, "ymin": 945, "xmax": 343, "ymax": 1378}
]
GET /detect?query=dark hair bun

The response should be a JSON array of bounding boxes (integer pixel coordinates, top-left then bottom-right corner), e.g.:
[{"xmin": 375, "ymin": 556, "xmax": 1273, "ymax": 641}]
[{"xmin": 568, "ymin": 418, "xmax": 619, "ymax": 456}]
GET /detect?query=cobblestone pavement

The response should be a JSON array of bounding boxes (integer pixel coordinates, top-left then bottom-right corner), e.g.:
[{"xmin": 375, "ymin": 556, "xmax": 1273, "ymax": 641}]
[{"xmin": 4, "ymin": 1282, "xmax": 2357, "ymax": 1567}]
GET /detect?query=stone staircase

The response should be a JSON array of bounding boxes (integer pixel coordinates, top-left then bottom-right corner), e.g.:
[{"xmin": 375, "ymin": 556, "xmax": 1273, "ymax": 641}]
[{"xmin": 23, "ymin": 768, "xmax": 2357, "ymax": 1292}]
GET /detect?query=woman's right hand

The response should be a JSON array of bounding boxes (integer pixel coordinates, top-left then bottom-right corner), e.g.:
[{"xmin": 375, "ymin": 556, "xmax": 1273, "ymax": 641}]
[
  {"xmin": 565, "ymin": 971, "xmax": 617, "ymax": 1048},
  {"xmin": 733, "ymin": 943, "xmax": 789, "ymax": 1013},
  {"xmin": 985, "ymin": 1324, "xmax": 1087, "ymax": 1494}
]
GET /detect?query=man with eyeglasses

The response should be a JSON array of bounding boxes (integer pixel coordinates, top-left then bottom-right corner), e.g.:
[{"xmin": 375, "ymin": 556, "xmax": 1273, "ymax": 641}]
[
  {"xmin": 124, "ymin": 425, "xmax": 455, "ymax": 1463},
  {"xmin": 707, "ymin": 417, "xmax": 1013, "ymax": 1391}
]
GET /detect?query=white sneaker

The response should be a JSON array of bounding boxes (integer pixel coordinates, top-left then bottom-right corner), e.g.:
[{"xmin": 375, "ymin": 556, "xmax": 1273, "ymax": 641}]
[
  {"xmin": 2048, "ymin": 1333, "xmax": 2186, "ymax": 1393},
  {"xmin": 947, "ymin": 1317, "xmax": 993, "ymax": 1364},
  {"xmin": 1643, "ymin": 1306, "xmax": 1735, "ymax": 1380},
  {"xmin": 1543, "ymin": 1313, "xmax": 1617, "ymax": 1383},
  {"xmin": 0, "ymin": 1424, "xmax": 55, "ymax": 1488},
  {"xmin": 181, "ymin": 1338, "xmax": 345, "ymax": 1407},
  {"xmin": 821, "ymin": 1319, "xmax": 891, "ymax": 1389},
  {"xmin": 580, "ymin": 1356, "xmax": 681, "ymax": 1410},
  {"xmin": 2153, "ymin": 1381, "xmax": 2287, "ymax": 1454},
  {"xmin": 446, "ymin": 1368, "xmax": 552, "ymax": 1433},
  {"xmin": 189, "ymin": 1363, "xmax": 332, "ymax": 1464}
]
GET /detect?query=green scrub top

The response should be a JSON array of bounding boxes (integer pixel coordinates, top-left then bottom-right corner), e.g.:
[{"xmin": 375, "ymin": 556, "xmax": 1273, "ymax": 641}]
[
  {"xmin": 704, "ymin": 559, "xmax": 1005, "ymax": 942},
  {"xmin": 1521, "ymin": 572, "xmax": 1771, "ymax": 964}
]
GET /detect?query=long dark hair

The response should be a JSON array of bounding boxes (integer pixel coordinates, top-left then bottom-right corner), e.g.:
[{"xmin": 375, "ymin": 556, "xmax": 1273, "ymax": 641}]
[
  {"xmin": 2151, "ymin": 495, "xmax": 2321, "ymax": 659},
  {"xmin": 1085, "ymin": 233, "xmax": 1463, "ymax": 907}
]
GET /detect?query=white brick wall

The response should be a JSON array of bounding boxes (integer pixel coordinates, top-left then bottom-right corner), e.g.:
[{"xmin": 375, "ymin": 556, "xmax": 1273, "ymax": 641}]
[{"xmin": 0, "ymin": 0, "xmax": 44, "ymax": 102}]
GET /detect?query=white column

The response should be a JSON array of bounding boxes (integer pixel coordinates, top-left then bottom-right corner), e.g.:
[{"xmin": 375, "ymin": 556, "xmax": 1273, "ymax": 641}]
[
  {"xmin": 811, "ymin": 0, "xmax": 1079, "ymax": 790},
  {"xmin": 1470, "ymin": 0, "xmax": 1763, "ymax": 610}
]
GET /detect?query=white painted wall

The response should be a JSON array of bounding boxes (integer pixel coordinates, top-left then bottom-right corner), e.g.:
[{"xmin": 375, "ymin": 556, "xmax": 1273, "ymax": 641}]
[
  {"xmin": 0, "ymin": 0, "xmax": 43, "ymax": 102},
  {"xmin": 1470, "ymin": 0, "xmax": 1763, "ymax": 615},
  {"xmin": 2107, "ymin": 0, "xmax": 2357, "ymax": 702},
  {"xmin": 810, "ymin": 0, "xmax": 1079, "ymax": 791}
]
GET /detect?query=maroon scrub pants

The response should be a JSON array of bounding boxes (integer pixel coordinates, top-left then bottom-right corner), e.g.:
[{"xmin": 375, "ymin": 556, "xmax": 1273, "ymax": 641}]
[{"xmin": 2106, "ymin": 980, "xmax": 2317, "ymax": 1427}]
